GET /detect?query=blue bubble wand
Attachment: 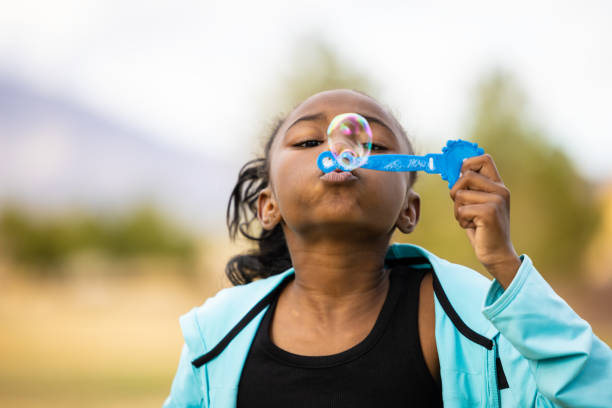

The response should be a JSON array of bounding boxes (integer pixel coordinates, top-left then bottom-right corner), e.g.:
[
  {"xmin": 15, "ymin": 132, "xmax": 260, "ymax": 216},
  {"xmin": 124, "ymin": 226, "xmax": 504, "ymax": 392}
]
[{"xmin": 317, "ymin": 114, "xmax": 484, "ymax": 189}]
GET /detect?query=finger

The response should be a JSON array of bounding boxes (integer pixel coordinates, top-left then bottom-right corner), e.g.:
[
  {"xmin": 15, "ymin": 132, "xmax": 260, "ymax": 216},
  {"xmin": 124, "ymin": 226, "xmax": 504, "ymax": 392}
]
[
  {"xmin": 453, "ymin": 189, "xmax": 506, "ymax": 222},
  {"xmin": 456, "ymin": 203, "xmax": 495, "ymax": 229},
  {"xmin": 460, "ymin": 154, "xmax": 502, "ymax": 183},
  {"xmin": 450, "ymin": 170, "xmax": 508, "ymax": 200},
  {"xmin": 454, "ymin": 189, "xmax": 500, "ymax": 205}
]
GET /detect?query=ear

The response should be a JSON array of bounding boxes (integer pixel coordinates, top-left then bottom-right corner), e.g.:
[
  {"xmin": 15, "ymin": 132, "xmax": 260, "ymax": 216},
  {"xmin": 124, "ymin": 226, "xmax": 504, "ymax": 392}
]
[
  {"xmin": 257, "ymin": 186, "xmax": 282, "ymax": 230},
  {"xmin": 396, "ymin": 190, "xmax": 420, "ymax": 234}
]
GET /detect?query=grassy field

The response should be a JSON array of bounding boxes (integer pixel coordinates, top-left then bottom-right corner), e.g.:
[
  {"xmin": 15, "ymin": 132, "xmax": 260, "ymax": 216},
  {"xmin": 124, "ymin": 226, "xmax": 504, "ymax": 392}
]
[{"xmin": 1, "ymin": 258, "xmax": 611, "ymax": 407}]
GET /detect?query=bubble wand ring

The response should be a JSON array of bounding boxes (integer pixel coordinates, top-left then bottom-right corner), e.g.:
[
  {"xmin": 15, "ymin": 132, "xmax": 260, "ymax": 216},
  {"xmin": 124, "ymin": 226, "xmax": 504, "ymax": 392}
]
[{"xmin": 318, "ymin": 113, "xmax": 485, "ymax": 189}]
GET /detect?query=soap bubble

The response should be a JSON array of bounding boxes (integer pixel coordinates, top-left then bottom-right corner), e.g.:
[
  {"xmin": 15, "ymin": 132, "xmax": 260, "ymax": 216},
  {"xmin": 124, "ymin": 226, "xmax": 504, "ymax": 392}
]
[{"xmin": 327, "ymin": 113, "xmax": 372, "ymax": 171}]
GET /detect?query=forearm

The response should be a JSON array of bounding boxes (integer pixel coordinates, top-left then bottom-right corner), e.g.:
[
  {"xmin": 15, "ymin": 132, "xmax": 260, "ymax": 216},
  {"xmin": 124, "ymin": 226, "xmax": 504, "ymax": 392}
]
[{"xmin": 482, "ymin": 255, "xmax": 612, "ymax": 406}]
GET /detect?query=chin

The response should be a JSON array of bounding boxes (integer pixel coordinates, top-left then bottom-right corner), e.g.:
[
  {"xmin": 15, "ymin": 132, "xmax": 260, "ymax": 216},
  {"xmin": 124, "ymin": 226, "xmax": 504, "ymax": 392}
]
[{"xmin": 297, "ymin": 212, "xmax": 392, "ymax": 239}]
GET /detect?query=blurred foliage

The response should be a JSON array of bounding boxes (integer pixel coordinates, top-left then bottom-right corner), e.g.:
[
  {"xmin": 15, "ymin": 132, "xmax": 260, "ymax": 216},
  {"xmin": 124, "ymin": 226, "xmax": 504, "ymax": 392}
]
[
  {"xmin": 0, "ymin": 203, "xmax": 196, "ymax": 275},
  {"xmin": 402, "ymin": 71, "xmax": 601, "ymax": 279}
]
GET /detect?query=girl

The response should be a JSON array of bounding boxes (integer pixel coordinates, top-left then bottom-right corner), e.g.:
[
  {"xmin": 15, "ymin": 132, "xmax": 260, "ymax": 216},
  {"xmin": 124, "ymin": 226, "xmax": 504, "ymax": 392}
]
[{"xmin": 164, "ymin": 89, "xmax": 612, "ymax": 407}]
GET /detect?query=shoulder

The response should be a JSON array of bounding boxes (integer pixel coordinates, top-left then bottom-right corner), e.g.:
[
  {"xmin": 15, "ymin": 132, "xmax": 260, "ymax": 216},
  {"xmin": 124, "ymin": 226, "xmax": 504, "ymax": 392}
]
[
  {"xmin": 179, "ymin": 269, "xmax": 294, "ymax": 355},
  {"xmin": 387, "ymin": 243, "xmax": 494, "ymax": 335},
  {"xmin": 432, "ymin": 255, "xmax": 492, "ymax": 299},
  {"xmin": 430, "ymin": 256, "xmax": 494, "ymax": 334},
  {"xmin": 387, "ymin": 243, "xmax": 492, "ymax": 294}
]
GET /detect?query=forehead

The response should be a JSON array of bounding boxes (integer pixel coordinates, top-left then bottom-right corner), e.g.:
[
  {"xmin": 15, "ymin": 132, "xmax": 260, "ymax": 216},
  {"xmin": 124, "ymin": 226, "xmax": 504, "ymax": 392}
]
[
  {"xmin": 274, "ymin": 89, "xmax": 407, "ymax": 148},
  {"xmin": 290, "ymin": 90, "xmax": 390, "ymax": 122}
]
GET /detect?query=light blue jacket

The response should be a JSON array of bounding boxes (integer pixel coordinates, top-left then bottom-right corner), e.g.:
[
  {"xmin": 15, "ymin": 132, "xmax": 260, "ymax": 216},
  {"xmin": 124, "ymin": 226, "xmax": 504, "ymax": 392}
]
[{"xmin": 164, "ymin": 243, "xmax": 612, "ymax": 407}]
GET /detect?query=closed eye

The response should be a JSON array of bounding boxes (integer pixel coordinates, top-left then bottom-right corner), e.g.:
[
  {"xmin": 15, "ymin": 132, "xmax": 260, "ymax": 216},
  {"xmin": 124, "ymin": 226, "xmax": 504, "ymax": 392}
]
[
  {"xmin": 293, "ymin": 141, "xmax": 387, "ymax": 151},
  {"xmin": 294, "ymin": 140, "xmax": 323, "ymax": 148},
  {"xmin": 369, "ymin": 143, "xmax": 388, "ymax": 152}
]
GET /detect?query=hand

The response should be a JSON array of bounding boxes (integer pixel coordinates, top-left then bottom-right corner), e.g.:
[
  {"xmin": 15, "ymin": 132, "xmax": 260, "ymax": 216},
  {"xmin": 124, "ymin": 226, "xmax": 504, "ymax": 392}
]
[{"xmin": 449, "ymin": 154, "xmax": 521, "ymax": 289}]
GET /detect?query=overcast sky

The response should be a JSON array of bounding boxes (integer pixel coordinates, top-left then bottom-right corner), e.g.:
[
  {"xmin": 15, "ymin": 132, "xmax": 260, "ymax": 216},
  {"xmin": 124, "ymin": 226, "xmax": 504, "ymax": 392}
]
[{"xmin": 2, "ymin": 0, "xmax": 611, "ymax": 182}]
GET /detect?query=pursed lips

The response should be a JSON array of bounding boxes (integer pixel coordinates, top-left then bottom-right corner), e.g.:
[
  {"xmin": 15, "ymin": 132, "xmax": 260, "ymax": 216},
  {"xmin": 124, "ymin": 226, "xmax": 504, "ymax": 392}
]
[{"xmin": 319, "ymin": 169, "xmax": 359, "ymax": 183}]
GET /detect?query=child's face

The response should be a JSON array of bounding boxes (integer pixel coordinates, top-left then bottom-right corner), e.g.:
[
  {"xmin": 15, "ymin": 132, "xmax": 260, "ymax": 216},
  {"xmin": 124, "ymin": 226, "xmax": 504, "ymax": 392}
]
[{"xmin": 259, "ymin": 89, "xmax": 419, "ymax": 240}]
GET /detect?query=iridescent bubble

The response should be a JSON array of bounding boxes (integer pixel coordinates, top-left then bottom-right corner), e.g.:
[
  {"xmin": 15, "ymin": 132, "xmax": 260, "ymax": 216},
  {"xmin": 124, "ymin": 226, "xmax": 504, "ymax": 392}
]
[{"xmin": 327, "ymin": 113, "xmax": 372, "ymax": 171}]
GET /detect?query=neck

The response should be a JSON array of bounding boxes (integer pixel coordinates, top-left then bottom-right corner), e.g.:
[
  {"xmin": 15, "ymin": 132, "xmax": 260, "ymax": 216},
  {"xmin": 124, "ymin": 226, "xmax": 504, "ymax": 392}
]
[{"xmin": 283, "ymin": 230, "xmax": 392, "ymax": 319}]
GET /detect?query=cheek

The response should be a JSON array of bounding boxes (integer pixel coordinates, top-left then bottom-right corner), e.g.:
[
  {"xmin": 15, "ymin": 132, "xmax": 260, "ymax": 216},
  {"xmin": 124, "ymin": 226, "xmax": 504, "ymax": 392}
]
[
  {"xmin": 367, "ymin": 170, "xmax": 407, "ymax": 196},
  {"xmin": 364, "ymin": 172, "xmax": 408, "ymax": 213},
  {"xmin": 269, "ymin": 150, "xmax": 316, "ymax": 211}
]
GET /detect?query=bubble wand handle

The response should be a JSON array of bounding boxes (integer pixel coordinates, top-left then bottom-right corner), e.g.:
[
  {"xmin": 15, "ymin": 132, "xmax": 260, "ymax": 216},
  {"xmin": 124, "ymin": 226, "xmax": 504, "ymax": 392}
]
[
  {"xmin": 317, "ymin": 139, "xmax": 484, "ymax": 188},
  {"xmin": 360, "ymin": 154, "xmax": 440, "ymax": 173}
]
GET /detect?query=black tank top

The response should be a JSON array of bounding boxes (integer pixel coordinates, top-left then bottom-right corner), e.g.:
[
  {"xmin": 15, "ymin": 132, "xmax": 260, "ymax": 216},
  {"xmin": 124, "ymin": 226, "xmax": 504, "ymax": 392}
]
[{"xmin": 237, "ymin": 266, "xmax": 443, "ymax": 407}]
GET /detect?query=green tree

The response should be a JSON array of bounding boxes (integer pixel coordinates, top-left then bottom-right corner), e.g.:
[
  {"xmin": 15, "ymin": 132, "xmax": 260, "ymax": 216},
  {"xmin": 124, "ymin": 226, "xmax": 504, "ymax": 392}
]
[{"xmin": 0, "ymin": 204, "xmax": 195, "ymax": 276}]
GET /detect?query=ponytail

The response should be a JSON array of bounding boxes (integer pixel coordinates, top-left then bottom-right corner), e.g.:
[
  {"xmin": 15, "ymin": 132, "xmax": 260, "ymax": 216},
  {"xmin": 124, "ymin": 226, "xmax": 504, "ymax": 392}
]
[{"xmin": 225, "ymin": 118, "xmax": 292, "ymax": 285}]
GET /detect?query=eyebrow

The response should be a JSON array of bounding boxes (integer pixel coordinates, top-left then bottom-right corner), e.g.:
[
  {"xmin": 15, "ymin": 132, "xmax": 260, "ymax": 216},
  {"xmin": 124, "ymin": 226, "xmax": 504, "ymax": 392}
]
[{"xmin": 286, "ymin": 112, "xmax": 395, "ymax": 136}]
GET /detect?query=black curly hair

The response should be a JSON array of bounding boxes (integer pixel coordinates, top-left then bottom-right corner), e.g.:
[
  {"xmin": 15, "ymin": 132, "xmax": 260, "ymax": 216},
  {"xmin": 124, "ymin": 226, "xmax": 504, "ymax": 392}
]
[{"xmin": 225, "ymin": 94, "xmax": 416, "ymax": 286}]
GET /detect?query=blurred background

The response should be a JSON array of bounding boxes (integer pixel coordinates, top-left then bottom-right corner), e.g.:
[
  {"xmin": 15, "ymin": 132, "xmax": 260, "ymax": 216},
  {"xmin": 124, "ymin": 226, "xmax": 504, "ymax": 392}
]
[{"xmin": 1, "ymin": 1, "xmax": 611, "ymax": 406}]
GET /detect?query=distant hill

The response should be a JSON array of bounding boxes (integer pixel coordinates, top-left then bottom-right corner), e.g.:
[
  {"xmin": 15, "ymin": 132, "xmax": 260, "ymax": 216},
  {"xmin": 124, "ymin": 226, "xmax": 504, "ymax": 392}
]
[{"xmin": 0, "ymin": 76, "xmax": 239, "ymax": 232}]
